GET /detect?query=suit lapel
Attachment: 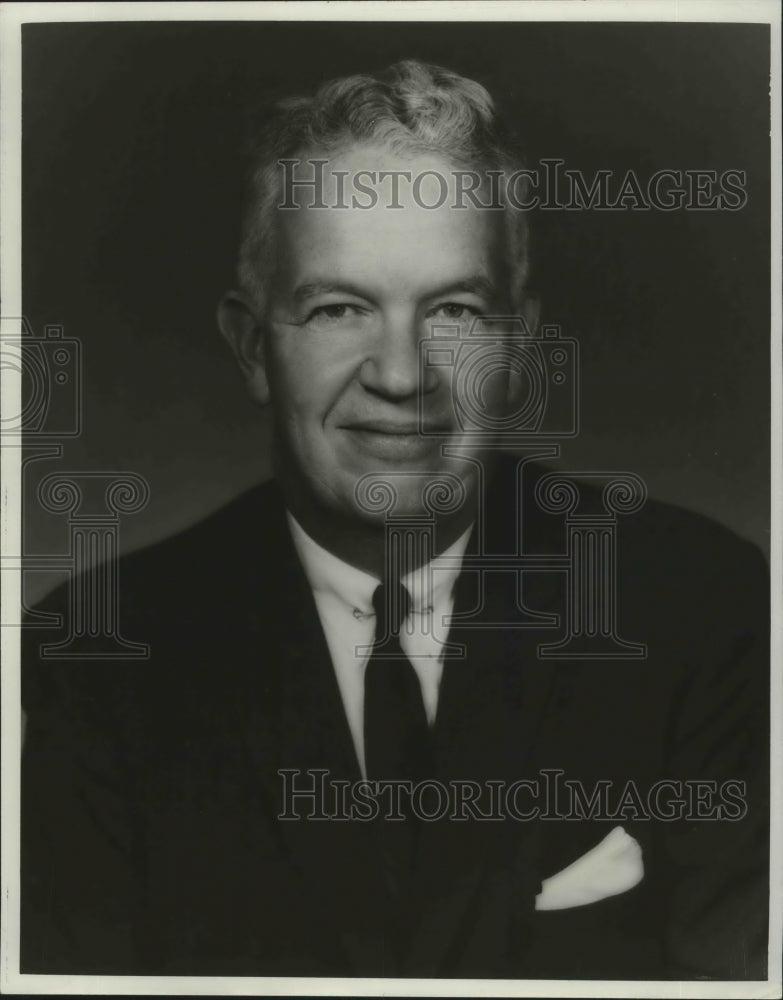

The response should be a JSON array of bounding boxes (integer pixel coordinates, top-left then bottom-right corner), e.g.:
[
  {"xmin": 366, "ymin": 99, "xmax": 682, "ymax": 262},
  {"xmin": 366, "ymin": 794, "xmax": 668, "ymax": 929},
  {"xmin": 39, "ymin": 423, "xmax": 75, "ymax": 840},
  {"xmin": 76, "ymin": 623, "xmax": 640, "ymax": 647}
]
[
  {"xmin": 275, "ymin": 533, "xmax": 362, "ymax": 784},
  {"xmin": 232, "ymin": 492, "xmax": 361, "ymax": 788},
  {"xmin": 225, "ymin": 493, "xmax": 392, "ymax": 972},
  {"xmin": 403, "ymin": 461, "xmax": 568, "ymax": 973}
]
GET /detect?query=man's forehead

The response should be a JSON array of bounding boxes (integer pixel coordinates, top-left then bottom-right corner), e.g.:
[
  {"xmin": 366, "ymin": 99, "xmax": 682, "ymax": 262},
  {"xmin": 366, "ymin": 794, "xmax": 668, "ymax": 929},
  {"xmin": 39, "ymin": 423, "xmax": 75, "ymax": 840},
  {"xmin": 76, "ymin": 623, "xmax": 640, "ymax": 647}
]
[
  {"xmin": 271, "ymin": 144, "xmax": 508, "ymax": 300},
  {"xmin": 280, "ymin": 142, "xmax": 501, "ymax": 211},
  {"xmin": 273, "ymin": 214, "xmax": 505, "ymax": 305}
]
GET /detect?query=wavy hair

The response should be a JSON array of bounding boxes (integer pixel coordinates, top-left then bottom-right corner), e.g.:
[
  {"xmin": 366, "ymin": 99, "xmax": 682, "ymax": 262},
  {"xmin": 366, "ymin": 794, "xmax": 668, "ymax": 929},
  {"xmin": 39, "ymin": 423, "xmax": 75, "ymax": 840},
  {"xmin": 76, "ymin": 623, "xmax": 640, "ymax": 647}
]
[{"xmin": 237, "ymin": 60, "xmax": 530, "ymax": 308}]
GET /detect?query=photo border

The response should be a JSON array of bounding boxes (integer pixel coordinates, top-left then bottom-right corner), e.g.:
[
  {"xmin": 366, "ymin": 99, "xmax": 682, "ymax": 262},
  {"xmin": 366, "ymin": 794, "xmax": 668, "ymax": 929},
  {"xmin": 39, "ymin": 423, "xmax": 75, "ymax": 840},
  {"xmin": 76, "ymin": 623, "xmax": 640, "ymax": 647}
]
[{"xmin": 1, "ymin": 2, "xmax": 780, "ymax": 997}]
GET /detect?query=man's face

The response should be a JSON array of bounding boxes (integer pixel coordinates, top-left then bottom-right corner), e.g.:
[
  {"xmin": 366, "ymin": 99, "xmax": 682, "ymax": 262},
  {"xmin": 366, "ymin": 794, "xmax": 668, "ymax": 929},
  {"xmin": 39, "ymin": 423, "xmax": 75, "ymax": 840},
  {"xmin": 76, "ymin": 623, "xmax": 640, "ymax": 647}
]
[{"xmin": 261, "ymin": 145, "xmax": 513, "ymax": 526}]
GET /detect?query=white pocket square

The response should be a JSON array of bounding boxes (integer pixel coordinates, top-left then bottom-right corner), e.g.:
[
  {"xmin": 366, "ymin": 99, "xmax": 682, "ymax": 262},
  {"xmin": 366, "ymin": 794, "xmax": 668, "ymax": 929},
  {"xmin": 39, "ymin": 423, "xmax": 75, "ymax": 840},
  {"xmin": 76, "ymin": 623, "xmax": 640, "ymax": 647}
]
[{"xmin": 535, "ymin": 825, "xmax": 644, "ymax": 911}]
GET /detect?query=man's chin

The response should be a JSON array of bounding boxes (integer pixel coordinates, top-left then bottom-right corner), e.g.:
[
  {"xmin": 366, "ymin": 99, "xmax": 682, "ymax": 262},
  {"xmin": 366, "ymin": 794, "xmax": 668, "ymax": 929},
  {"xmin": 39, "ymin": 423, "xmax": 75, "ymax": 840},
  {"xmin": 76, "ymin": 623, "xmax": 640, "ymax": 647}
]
[{"xmin": 346, "ymin": 466, "xmax": 474, "ymax": 523}]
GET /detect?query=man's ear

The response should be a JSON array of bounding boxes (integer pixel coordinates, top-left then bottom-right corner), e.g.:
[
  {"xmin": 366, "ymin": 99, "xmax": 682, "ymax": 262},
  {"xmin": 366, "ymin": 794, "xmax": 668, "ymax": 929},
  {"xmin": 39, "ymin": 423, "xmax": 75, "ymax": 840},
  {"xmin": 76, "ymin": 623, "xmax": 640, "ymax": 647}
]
[
  {"xmin": 216, "ymin": 291, "xmax": 270, "ymax": 406},
  {"xmin": 505, "ymin": 293, "xmax": 542, "ymax": 411},
  {"xmin": 519, "ymin": 293, "xmax": 541, "ymax": 337}
]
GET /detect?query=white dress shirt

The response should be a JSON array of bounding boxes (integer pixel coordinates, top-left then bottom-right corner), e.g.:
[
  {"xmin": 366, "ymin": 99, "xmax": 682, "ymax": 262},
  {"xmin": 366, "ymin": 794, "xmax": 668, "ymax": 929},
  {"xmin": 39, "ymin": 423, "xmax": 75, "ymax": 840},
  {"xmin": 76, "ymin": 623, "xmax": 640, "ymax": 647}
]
[{"xmin": 288, "ymin": 513, "xmax": 472, "ymax": 779}]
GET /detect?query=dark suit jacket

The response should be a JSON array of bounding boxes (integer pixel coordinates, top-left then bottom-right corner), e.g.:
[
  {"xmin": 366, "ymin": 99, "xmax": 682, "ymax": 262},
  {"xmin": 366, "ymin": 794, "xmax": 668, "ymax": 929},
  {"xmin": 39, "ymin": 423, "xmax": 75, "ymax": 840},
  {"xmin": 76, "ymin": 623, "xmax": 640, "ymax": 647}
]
[{"xmin": 20, "ymin": 457, "xmax": 769, "ymax": 979}]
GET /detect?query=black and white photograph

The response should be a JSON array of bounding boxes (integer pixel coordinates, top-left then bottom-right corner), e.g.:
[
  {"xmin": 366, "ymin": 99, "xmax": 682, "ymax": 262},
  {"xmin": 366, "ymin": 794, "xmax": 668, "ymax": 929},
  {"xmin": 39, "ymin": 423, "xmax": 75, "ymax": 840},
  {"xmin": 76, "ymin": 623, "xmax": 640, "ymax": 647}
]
[{"xmin": 1, "ymin": 1, "xmax": 780, "ymax": 995}]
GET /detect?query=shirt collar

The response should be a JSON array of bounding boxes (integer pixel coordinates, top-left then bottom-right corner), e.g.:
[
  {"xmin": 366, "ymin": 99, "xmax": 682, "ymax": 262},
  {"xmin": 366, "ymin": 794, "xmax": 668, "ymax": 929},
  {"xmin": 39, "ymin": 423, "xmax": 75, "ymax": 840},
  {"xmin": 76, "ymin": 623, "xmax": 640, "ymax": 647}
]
[{"xmin": 287, "ymin": 511, "xmax": 472, "ymax": 617}]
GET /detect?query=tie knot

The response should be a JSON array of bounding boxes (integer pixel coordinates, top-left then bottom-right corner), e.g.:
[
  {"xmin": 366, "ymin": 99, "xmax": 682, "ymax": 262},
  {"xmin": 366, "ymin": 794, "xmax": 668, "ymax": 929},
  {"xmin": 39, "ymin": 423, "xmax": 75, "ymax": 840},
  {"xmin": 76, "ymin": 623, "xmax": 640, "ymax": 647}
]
[{"xmin": 372, "ymin": 581, "xmax": 411, "ymax": 640}]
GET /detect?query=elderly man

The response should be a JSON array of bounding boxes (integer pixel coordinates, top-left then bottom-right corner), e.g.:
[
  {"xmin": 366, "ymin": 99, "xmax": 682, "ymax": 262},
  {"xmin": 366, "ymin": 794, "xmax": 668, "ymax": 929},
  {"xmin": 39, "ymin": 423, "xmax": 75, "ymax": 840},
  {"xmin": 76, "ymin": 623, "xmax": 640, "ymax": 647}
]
[{"xmin": 21, "ymin": 60, "xmax": 768, "ymax": 980}]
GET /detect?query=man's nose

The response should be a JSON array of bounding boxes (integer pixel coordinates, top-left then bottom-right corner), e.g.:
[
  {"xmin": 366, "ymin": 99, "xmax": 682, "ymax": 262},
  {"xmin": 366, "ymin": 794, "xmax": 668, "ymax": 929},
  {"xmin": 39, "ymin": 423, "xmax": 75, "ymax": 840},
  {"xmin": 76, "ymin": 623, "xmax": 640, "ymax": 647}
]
[{"xmin": 359, "ymin": 311, "xmax": 439, "ymax": 400}]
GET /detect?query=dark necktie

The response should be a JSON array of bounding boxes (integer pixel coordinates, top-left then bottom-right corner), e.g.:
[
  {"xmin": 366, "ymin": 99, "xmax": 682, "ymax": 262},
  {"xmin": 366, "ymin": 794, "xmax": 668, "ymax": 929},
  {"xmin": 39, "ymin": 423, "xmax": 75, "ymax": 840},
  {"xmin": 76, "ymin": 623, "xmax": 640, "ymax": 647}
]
[
  {"xmin": 363, "ymin": 581, "xmax": 431, "ymax": 961},
  {"xmin": 363, "ymin": 581, "xmax": 431, "ymax": 783}
]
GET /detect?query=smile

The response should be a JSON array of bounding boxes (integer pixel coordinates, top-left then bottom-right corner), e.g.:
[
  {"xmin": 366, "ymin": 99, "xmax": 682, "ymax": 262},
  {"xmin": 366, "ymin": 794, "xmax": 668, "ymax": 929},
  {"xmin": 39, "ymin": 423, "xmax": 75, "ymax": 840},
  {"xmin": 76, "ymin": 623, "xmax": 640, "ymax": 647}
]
[
  {"xmin": 341, "ymin": 422, "xmax": 451, "ymax": 460},
  {"xmin": 343, "ymin": 416, "xmax": 453, "ymax": 434}
]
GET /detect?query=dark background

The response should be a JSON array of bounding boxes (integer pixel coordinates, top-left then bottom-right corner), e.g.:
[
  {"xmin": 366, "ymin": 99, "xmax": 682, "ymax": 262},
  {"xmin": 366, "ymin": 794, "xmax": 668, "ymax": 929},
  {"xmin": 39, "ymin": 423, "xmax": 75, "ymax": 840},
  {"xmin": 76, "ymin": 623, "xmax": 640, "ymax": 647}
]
[{"xmin": 21, "ymin": 20, "xmax": 771, "ymax": 603}]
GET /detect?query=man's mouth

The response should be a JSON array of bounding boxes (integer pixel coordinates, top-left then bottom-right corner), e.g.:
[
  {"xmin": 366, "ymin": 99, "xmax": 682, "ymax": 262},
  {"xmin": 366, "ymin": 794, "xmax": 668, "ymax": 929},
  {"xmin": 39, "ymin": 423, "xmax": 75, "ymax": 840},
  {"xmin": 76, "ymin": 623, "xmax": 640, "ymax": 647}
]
[
  {"xmin": 342, "ymin": 419, "xmax": 452, "ymax": 435},
  {"xmin": 340, "ymin": 419, "xmax": 453, "ymax": 459}
]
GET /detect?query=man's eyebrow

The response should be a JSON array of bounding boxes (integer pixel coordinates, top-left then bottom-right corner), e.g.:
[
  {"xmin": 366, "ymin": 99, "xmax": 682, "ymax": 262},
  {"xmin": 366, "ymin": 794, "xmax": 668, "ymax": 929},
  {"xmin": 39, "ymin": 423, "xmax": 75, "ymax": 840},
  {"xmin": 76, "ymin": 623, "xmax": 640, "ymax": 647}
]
[
  {"xmin": 291, "ymin": 275, "xmax": 498, "ymax": 303},
  {"xmin": 293, "ymin": 281, "xmax": 371, "ymax": 302},
  {"xmin": 427, "ymin": 276, "xmax": 497, "ymax": 301}
]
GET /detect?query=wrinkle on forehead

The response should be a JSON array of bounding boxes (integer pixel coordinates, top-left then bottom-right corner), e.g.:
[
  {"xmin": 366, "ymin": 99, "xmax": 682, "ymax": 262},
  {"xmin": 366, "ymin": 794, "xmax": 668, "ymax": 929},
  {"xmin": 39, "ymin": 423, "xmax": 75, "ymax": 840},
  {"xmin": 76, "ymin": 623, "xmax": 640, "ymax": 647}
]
[{"xmin": 270, "ymin": 145, "xmax": 509, "ymax": 309}]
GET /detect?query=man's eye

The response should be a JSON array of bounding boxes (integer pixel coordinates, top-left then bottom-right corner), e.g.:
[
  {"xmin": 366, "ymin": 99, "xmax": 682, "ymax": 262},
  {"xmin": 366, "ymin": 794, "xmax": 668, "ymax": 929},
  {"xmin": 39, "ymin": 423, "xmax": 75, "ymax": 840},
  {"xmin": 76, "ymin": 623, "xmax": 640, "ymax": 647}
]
[
  {"xmin": 307, "ymin": 303, "xmax": 359, "ymax": 323},
  {"xmin": 429, "ymin": 302, "xmax": 479, "ymax": 320}
]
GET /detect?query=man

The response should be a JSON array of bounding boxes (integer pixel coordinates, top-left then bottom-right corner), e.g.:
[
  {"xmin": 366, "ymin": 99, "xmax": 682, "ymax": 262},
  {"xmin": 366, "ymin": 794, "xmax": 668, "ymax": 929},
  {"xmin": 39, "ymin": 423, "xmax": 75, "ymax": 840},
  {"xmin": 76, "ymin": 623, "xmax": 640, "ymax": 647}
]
[{"xmin": 21, "ymin": 60, "xmax": 769, "ymax": 979}]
